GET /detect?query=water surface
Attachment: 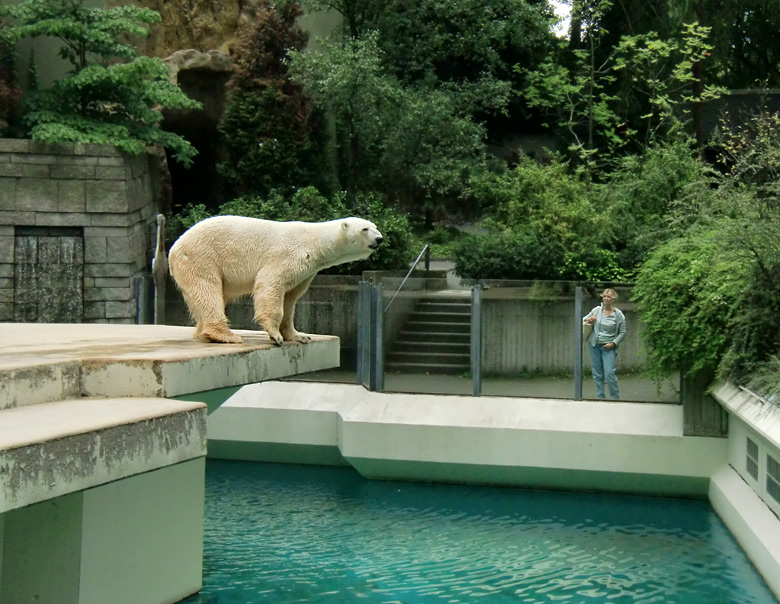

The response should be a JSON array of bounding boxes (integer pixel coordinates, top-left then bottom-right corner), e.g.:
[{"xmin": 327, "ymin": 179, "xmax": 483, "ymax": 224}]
[{"xmin": 184, "ymin": 460, "xmax": 776, "ymax": 604}]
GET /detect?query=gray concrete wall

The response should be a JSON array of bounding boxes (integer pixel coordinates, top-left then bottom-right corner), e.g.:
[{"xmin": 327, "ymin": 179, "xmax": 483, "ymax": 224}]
[
  {"xmin": 0, "ymin": 139, "xmax": 160, "ymax": 323},
  {"xmin": 483, "ymin": 288, "xmax": 644, "ymax": 374}
]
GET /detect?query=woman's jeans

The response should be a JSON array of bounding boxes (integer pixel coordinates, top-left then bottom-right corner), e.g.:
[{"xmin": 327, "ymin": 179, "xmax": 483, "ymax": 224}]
[{"xmin": 589, "ymin": 344, "xmax": 619, "ymax": 399}]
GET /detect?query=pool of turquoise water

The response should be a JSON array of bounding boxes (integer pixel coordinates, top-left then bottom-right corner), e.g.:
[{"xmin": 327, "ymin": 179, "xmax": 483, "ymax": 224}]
[{"xmin": 183, "ymin": 460, "xmax": 776, "ymax": 604}]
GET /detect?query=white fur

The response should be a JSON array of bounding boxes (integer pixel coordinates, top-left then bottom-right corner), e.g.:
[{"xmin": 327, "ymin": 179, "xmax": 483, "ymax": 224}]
[{"xmin": 168, "ymin": 216, "xmax": 383, "ymax": 344}]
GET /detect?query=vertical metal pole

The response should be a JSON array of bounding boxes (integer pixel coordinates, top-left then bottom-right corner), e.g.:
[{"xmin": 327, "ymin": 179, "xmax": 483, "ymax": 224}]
[
  {"xmin": 151, "ymin": 214, "xmax": 167, "ymax": 325},
  {"xmin": 369, "ymin": 283, "xmax": 384, "ymax": 392},
  {"xmin": 574, "ymin": 286, "xmax": 583, "ymax": 401},
  {"xmin": 471, "ymin": 284, "xmax": 482, "ymax": 397},
  {"xmin": 375, "ymin": 283, "xmax": 384, "ymax": 392},
  {"xmin": 356, "ymin": 281, "xmax": 367, "ymax": 386}
]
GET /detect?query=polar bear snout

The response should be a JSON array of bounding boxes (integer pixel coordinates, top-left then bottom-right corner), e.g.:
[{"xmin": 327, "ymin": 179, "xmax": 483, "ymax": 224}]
[{"xmin": 369, "ymin": 235, "xmax": 383, "ymax": 250}]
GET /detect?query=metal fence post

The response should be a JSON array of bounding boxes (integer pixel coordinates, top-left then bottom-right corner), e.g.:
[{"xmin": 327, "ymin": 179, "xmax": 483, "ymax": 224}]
[
  {"xmin": 356, "ymin": 281, "xmax": 368, "ymax": 386},
  {"xmin": 471, "ymin": 283, "xmax": 482, "ymax": 397},
  {"xmin": 574, "ymin": 286, "xmax": 583, "ymax": 401},
  {"xmin": 369, "ymin": 282, "xmax": 384, "ymax": 392}
]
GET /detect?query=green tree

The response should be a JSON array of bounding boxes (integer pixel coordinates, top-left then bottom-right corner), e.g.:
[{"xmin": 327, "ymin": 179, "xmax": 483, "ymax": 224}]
[
  {"xmin": 524, "ymin": 13, "xmax": 723, "ymax": 166},
  {"xmin": 304, "ymin": 0, "xmax": 555, "ymax": 167},
  {"xmin": 289, "ymin": 33, "xmax": 490, "ymax": 222},
  {"xmin": 670, "ymin": 0, "xmax": 780, "ymax": 89},
  {"xmin": 606, "ymin": 136, "xmax": 712, "ymax": 269},
  {"xmin": 454, "ymin": 156, "xmax": 628, "ymax": 281},
  {"xmin": 0, "ymin": 0, "xmax": 201, "ymax": 163},
  {"xmin": 218, "ymin": 0, "xmax": 329, "ymax": 199}
]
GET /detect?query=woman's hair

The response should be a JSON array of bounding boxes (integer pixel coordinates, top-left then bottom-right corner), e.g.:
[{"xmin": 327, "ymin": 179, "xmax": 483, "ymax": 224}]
[{"xmin": 601, "ymin": 288, "xmax": 618, "ymax": 300}]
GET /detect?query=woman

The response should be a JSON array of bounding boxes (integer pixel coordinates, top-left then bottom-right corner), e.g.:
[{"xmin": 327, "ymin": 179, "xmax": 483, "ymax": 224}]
[{"xmin": 583, "ymin": 288, "xmax": 626, "ymax": 399}]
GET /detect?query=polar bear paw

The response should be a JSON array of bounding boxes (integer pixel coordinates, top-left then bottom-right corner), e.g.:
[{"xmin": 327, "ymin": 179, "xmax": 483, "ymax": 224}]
[
  {"xmin": 200, "ymin": 323, "xmax": 244, "ymax": 344},
  {"xmin": 279, "ymin": 328, "xmax": 311, "ymax": 344}
]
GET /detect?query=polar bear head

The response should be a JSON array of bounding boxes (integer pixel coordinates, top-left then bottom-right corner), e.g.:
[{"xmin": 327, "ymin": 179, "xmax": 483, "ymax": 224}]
[{"xmin": 332, "ymin": 217, "xmax": 384, "ymax": 264}]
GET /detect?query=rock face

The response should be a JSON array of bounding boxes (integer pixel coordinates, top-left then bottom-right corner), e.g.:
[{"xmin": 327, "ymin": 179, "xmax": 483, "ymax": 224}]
[
  {"xmin": 163, "ymin": 48, "xmax": 233, "ymax": 88},
  {"xmin": 109, "ymin": 0, "xmax": 264, "ymax": 58}
]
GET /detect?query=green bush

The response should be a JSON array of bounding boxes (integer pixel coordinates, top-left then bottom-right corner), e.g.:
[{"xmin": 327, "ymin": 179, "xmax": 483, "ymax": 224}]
[
  {"xmin": 634, "ymin": 114, "xmax": 780, "ymax": 394},
  {"xmin": 454, "ymin": 157, "xmax": 628, "ymax": 281},
  {"xmin": 720, "ymin": 262, "xmax": 780, "ymax": 384},
  {"xmin": 633, "ymin": 226, "xmax": 748, "ymax": 378},
  {"xmin": 606, "ymin": 138, "xmax": 713, "ymax": 269}
]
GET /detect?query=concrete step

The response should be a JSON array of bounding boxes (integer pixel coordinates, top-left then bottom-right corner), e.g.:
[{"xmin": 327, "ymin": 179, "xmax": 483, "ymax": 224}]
[
  {"xmin": 404, "ymin": 321, "xmax": 471, "ymax": 334},
  {"xmin": 387, "ymin": 351, "xmax": 471, "ymax": 366},
  {"xmin": 396, "ymin": 332, "xmax": 471, "ymax": 346},
  {"xmin": 393, "ymin": 341, "xmax": 471, "ymax": 354},
  {"xmin": 0, "ymin": 397, "xmax": 207, "ymax": 513},
  {"xmin": 385, "ymin": 361, "xmax": 470, "ymax": 375},
  {"xmin": 386, "ymin": 294, "xmax": 473, "ymax": 374},
  {"xmin": 414, "ymin": 302, "xmax": 471, "ymax": 315},
  {"xmin": 410, "ymin": 311, "xmax": 471, "ymax": 323}
]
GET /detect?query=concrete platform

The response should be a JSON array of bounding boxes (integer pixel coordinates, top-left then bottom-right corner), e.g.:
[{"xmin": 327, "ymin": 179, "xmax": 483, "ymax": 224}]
[
  {"xmin": 0, "ymin": 323, "xmax": 340, "ymax": 409},
  {"xmin": 0, "ymin": 322, "xmax": 343, "ymax": 604},
  {"xmin": 0, "ymin": 397, "xmax": 207, "ymax": 513}
]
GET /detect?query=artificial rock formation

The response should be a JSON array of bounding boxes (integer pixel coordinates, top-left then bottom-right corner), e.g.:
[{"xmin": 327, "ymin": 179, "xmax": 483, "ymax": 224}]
[{"xmin": 108, "ymin": 0, "xmax": 264, "ymax": 59}]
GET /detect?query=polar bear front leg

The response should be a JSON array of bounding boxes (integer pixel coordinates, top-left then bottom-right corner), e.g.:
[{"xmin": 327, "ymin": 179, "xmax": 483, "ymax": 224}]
[
  {"xmin": 280, "ymin": 276, "xmax": 315, "ymax": 344},
  {"xmin": 252, "ymin": 280, "xmax": 285, "ymax": 346}
]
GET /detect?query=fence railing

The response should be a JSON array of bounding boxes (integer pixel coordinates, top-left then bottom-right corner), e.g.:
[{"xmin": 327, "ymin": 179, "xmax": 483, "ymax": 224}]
[
  {"xmin": 384, "ymin": 245, "xmax": 430, "ymax": 313},
  {"xmin": 357, "ymin": 280, "xmax": 680, "ymax": 404}
]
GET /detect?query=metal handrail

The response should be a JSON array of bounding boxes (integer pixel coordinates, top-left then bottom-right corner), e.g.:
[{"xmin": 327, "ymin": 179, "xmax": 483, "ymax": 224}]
[{"xmin": 384, "ymin": 244, "xmax": 430, "ymax": 312}]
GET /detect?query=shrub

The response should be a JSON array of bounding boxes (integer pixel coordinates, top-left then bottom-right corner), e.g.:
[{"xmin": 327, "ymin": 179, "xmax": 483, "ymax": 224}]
[
  {"xmin": 633, "ymin": 226, "xmax": 748, "ymax": 378},
  {"xmin": 606, "ymin": 138, "xmax": 713, "ymax": 269},
  {"xmin": 454, "ymin": 157, "xmax": 627, "ymax": 281},
  {"xmin": 634, "ymin": 114, "xmax": 780, "ymax": 393}
]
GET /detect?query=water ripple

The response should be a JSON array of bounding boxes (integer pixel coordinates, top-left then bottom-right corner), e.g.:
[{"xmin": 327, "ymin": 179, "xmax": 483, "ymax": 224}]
[{"xmin": 183, "ymin": 462, "xmax": 776, "ymax": 604}]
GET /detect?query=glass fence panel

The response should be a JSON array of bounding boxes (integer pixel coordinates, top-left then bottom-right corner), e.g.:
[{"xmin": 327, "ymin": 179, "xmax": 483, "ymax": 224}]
[
  {"xmin": 477, "ymin": 281, "xmax": 679, "ymax": 403},
  {"xmin": 381, "ymin": 276, "xmax": 474, "ymax": 394},
  {"xmin": 286, "ymin": 274, "xmax": 680, "ymax": 404}
]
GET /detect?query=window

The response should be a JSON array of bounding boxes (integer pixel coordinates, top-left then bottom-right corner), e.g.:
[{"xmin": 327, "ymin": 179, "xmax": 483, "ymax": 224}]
[
  {"xmin": 746, "ymin": 437, "xmax": 759, "ymax": 481},
  {"xmin": 767, "ymin": 454, "xmax": 780, "ymax": 505}
]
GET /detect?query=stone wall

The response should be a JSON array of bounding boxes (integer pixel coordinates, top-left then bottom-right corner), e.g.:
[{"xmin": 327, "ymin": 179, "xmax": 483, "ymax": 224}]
[{"xmin": 0, "ymin": 139, "xmax": 160, "ymax": 323}]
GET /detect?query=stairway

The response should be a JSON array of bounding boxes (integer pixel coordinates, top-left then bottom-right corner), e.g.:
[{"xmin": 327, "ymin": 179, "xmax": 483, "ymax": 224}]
[{"xmin": 386, "ymin": 293, "xmax": 472, "ymax": 375}]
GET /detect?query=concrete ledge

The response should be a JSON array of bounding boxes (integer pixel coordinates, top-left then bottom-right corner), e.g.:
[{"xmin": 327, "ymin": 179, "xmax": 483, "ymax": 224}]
[
  {"xmin": 712, "ymin": 381, "xmax": 780, "ymax": 447},
  {"xmin": 208, "ymin": 381, "xmax": 356, "ymax": 465},
  {"xmin": 0, "ymin": 397, "xmax": 207, "ymax": 513},
  {"xmin": 709, "ymin": 465, "xmax": 780, "ymax": 599},
  {"xmin": 208, "ymin": 382, "xmax": 727, "ymax": 496},
  {"xmin": 0, "ymin": 323, "xmax": 340, "ymax": 408}
]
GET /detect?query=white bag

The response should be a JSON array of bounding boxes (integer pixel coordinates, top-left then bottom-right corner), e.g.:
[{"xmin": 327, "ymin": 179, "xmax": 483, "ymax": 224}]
[{"xmin": 582, "ymin": 320, "xmax": 593, "ymax": 339}]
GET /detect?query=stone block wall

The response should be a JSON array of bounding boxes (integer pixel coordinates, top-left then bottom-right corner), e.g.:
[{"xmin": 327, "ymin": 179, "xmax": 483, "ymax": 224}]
[{"xmin": 0, "ymin": 139, "xmax": 160, "ymax": 323}]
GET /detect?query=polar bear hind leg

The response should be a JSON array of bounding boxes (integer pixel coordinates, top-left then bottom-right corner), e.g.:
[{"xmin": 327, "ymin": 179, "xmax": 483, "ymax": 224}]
[
  {"xmin": 180, "ymin": 275, "xmax": 243, "ymax": 344},
  {"xmin": 279, "ymin": 276, "xmax": 315, "ymax": 344}
]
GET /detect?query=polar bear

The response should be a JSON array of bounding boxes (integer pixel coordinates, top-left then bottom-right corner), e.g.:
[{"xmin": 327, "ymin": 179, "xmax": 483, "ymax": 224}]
[{"xmin": 168, "ymin": 216, "xmax": 383, "ymax": 344}]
